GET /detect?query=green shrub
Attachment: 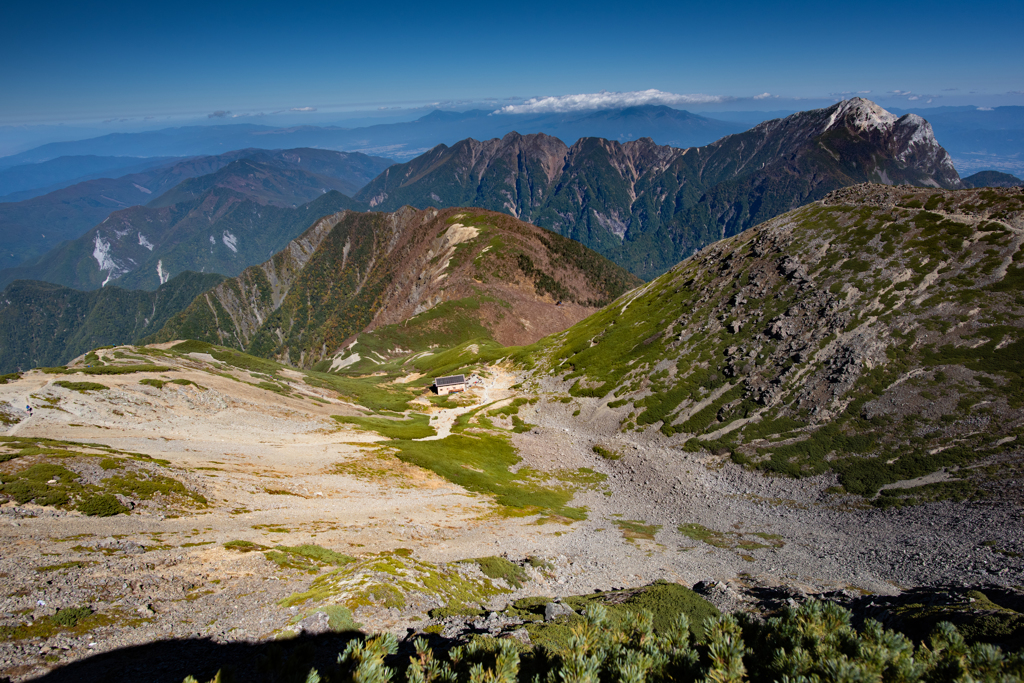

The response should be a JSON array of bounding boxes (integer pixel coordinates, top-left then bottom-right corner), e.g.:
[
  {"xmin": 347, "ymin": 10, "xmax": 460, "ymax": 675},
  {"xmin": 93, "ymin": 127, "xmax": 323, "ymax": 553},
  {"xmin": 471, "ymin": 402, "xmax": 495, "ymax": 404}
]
[
  {"xmin": 81, "ymin": 365, "xmax": 172, "ymax": 375},
  {"xmin": 51, "ymin": 606, "xmax": 92, "ymax": 628},
  {"xmin": 321, "ymin": 604, "xmax": 361, "ymax": 632},
  {"xmin": 188, "ymin": 597, "xmax": 1024, "ymax": 683},
  {"xmin": 276, "ymin": 544, "xmax": 355, "ymax": 566},
  {"xmin": 469, "ymin": 556, "xmax": 528, "ymax": 589},
  {"xmin": 592, "ymin": 445, "xmax": 621, "ymax": 460},
  {"xmin": 223, "ymin": 540, "xmax": 267, "ymax": 552},
  {"xmin": 77, "ymin": 494, "xmax": 129, "ymax": 517},
  {"xmin": 54, "ymin": 380, "xmax": 107, "ymax": 393}
]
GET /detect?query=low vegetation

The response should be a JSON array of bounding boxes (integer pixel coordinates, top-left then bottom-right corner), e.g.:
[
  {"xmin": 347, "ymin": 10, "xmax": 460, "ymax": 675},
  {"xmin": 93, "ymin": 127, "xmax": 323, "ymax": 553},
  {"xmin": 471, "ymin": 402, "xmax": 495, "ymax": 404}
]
[
  {"xmin": 333, "ymin": 414, "xmax": 435, "ymax": 440},
  {"xmin": 384, "ymin": 434, "xmax": 586, "ymax": 520},
  {"xmin": 278, "ymin": 550, "xmax": 509, "ymax": 616},
  {"xmin": 53, "ymin": 380, "xmax": 107, "ymax": 393},
  {"xmin": 677, "ymin": 523, "xmax": 784, "ymax": 551},
  {"xmin": 466, "ymin": 556, "xmax": 529, "ymax": 589},
  {"xmin": 0, "ymin": 436, "xmax": 200, "ymax": 514}
]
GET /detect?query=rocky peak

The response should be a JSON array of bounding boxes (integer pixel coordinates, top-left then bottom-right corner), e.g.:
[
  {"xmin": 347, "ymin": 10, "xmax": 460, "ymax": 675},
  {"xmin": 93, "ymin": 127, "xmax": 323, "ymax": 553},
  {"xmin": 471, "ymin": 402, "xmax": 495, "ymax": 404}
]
[{"xmin": 822, "ymin": 97, "xmax": 898, "ymax": 134}]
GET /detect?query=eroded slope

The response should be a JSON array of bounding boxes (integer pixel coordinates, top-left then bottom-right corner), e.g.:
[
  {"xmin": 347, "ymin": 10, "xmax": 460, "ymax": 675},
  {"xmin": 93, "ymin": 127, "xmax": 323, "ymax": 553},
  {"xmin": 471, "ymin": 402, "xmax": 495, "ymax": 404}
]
[{"xmin": 153, "ymin": 207, "xmax": 641, "ymax": 368}]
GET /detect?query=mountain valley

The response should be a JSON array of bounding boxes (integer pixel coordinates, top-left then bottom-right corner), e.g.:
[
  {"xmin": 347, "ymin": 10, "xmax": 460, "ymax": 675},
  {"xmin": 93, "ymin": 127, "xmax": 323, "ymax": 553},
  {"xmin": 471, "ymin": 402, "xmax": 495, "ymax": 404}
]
[
  {"xmin": 0, "ymin": 272, "xmax": 225, "ymax": 374},
  {"xmin": 0, "ymin": 183, "xmax": 1022, "ymax": 680}
]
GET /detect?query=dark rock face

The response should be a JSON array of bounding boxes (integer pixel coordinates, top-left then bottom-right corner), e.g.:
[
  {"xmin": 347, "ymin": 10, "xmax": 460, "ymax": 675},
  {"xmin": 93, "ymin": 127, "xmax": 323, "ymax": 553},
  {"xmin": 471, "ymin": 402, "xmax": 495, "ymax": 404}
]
[{"xmin": 357, "ymin": 99, "xmax": 963, "ymax": 280}]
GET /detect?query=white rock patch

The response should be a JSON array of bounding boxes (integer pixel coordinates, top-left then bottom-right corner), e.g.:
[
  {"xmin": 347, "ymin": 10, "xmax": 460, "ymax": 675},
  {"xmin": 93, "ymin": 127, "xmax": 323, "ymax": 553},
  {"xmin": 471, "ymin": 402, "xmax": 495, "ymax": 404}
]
[
  {"xmin": 138, "ymin": 233, "xmax": 155, "ymax": 251},
  {"xmin": 222, "ymin": 231, "xmax": 238, "ymax": 253},
  {"xmin": 329, "ymin": 353, "xmax": 361, "ymax": 371},
  {"xmin": 92, "ymin": 234, "xmax": 129, "ymax": 287},
  {"xmin": 157, "ymin": 259, "xmax": 170, "ymax": 285}
]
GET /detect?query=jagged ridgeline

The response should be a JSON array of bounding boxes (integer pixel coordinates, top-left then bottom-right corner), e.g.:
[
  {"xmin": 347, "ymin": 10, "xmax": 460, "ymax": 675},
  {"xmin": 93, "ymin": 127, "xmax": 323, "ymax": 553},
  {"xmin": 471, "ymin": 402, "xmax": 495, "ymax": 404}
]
[
  {"xmin": 149, "ymin": 207, "xmax": 641, "ymax": 367},
  {"xmin": 535, "ymin": 184, "xmax": 1024, "ymax": 501},
  {"xmin": 356, "ymin": 98, "xmax": 963, "ymax": 279}
]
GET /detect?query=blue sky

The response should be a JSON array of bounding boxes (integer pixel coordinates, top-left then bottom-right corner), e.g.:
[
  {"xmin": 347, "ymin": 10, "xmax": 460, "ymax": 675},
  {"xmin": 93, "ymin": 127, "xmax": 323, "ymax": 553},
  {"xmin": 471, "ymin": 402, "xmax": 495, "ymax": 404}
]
[{"xmin": 2, "ymin": 0, "xmax": 1022, "ymax": 128}]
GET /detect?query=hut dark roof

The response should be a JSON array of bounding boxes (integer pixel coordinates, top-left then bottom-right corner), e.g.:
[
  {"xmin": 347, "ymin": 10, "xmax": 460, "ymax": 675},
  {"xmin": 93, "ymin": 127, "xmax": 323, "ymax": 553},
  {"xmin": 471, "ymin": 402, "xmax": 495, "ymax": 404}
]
[{"xmin": 434, "ymin": 375, "xmax": 466, "ymax": 387}]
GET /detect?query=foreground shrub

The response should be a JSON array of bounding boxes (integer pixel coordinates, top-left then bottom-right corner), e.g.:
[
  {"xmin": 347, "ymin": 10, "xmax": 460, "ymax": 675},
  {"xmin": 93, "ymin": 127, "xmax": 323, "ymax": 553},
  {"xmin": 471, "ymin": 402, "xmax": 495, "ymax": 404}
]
[{"xmin": 183, "ymin": 600, "xmax": 1024, "ymax": 682}]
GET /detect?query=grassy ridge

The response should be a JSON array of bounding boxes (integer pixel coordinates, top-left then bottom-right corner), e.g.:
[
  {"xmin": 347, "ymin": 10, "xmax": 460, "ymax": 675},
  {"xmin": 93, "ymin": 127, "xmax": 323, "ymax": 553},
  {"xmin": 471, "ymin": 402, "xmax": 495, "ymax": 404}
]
[{"xmin": 526, "ymin": 186, "xmax": 1024, "ymax": 502}]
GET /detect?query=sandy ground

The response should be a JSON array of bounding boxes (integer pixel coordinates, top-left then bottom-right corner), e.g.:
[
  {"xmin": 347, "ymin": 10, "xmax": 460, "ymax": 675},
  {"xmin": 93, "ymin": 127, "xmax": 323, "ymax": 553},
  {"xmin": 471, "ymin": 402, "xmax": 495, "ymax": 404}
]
[{"xmin": 0, "ymin": 349, "xmax": 1021, "ymax": 681}]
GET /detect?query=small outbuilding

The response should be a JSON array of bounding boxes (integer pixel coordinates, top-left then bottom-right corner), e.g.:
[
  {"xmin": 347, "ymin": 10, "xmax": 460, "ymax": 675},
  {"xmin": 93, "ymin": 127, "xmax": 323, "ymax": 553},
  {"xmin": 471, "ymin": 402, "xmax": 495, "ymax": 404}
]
[{"xmin": 433, "ymin": 374, "xmax": 467, "ymax": 395}]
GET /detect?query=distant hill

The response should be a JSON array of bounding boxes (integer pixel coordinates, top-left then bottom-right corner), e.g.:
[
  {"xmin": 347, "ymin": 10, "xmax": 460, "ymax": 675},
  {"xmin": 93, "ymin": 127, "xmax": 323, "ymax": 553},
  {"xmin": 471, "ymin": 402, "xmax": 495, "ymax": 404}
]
[
  {"xmin": 149, "ymin": 206, "xmax": 642, "ymax": 368},
  {"xmin": 0, "ymin": 148, "xmax": 393, "ymax": 272},
  {"xmin": 0, "ymin": 155, "xmax": 179, "ymax": 201},
  {"xmin": 0, "ymin": 185, "xmax": 366, "ymax": 291},
  {"xmin": 526, "ymin": 183, "xmax": 1024, "ymax": 503},
  {"xmin": 961, "ymin": 170, "xmax": 1023, "ymax": 188},
  {"xmin": 0, "ymin": 271, "xmax": 224, "ymax": 373},
  {"xmin": 0, "ymin": 106, "xmax": 746, "ymax": 165},
  {"xmin": 355, "ymin": 98, "xmax": 964, "ymax": 279}
]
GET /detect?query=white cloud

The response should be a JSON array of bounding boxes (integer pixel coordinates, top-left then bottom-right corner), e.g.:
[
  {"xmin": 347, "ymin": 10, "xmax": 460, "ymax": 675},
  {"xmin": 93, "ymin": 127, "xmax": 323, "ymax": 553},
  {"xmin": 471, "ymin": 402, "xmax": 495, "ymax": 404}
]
[
  {"xmin": 290, "ymin": 106, "xmax": 317, "ymax": 112},
  {"xmin": 752, "ymin": 92, "xmax": 772, "ymax": 100},
  {"xmin": 493, "ymin": 89, "xmax": 728, "ymax": 114},
  {"xmin": 977, "ymin": 106, "xmax": 994, "ymax": 111}
]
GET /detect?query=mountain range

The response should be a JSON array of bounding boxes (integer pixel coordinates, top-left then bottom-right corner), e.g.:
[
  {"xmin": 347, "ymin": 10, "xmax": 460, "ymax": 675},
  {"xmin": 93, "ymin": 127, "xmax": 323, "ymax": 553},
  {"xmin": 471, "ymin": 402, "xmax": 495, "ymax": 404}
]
[
  {"xmin": 0, "ymin": 155, "xmax": 179, "ymax": 202},
  {"xmin": 0, "ymin": 98, "xmax": 1012, "ymax": 380},
  {"xmin": 0, "ymin": 184, "xmax": 366, "ymax": 293},
  {"xmin": 355, "ymin": 98, "xmax": 963, "ymax": 279},
  {"xmin": 0, "ymin": 148, "xmax": 390, "ymax": 280}
]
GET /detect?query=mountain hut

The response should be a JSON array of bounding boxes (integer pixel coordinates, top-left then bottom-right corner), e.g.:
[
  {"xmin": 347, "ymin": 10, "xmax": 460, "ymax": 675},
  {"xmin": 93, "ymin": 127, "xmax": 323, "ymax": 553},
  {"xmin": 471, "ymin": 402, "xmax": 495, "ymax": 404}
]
[{"xmin": 434, "ymin": 375, "xmax": 467, "ymax": 395}]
